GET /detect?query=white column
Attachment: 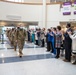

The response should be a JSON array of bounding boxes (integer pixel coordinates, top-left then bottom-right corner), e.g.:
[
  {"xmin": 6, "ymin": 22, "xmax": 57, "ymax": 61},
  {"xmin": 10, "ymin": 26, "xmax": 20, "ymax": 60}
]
[{"xmin": 42, "ymin": 0, "xmax": 47, "ymax": 28}]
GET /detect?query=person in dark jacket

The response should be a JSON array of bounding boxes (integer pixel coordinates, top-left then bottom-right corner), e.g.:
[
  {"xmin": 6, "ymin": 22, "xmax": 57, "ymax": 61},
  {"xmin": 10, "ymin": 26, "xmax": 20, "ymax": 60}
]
[
  {"xmin": 52, "ymin": 28, "xmax": 57, "ymax": 55},
  {"xmin": 37, "ymin": 28, "xmax": 41, "ymax": 46},
  {"xmin": 63, "ymin": 23, "xmax": 73, "ymax": 62},
  {"xmin": 27, "ymin": 30, "xmax": 31, "ymax": 42},
  {"xmin": 45, "ymin": 30, "xmax": 51, "ymax": 51}
]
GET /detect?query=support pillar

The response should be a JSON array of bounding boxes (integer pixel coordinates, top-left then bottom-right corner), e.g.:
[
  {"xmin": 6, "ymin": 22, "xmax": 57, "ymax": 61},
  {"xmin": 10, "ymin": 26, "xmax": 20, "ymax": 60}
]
[{"xmin": 42, "ymin": 0, "xmax": 47, "ymax": 29}]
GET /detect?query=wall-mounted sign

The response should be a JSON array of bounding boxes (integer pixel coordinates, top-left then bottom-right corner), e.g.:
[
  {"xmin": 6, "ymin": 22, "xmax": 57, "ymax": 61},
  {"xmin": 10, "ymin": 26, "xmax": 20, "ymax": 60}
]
[
  {"xmin": 62, "ymin": 2, "xmax": 71, "ymax": 15},
  {"xmin": 74, "ymin": 2, "xmax": 76, "ymax": 14}
]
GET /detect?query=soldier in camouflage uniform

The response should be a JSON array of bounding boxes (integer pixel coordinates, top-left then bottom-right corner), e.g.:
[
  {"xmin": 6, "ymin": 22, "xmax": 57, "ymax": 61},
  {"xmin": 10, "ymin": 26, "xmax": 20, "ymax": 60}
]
[
  {"xmin": 6, "ymin": 28, "xmax": 9, "ymax": 37},
  {"xmin": 12, "ymin": 28, "xmax": 17, "ymax": 51},
  {"xmin": 17, "ymin": 27, "xmax": 26, "ymax": 57},
  {"xmin": 10, "ymin": 28, "xmax": 15, "ymax": 46},
  {"xmin": 9, "ymin": 29, "xmax": 12, "ymax": 45}
]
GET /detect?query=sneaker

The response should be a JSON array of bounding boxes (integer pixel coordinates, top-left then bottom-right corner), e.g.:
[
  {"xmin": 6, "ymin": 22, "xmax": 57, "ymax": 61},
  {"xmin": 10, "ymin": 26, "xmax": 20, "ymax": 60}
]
[{"xmin": 72, "ymin": 61, "xmax": 76, "ymax": 65}]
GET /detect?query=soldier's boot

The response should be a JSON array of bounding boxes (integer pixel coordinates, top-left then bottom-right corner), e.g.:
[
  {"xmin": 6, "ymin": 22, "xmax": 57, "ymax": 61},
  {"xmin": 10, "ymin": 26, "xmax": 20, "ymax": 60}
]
[
  {"xmin": 19, "ymin": 53, "xmax": 22, "ymax": 58},
  {"xmin": 19, "ymin": 50, "xmax": 23, "ymax": 58},
  {"xmin": 20, "ymin": 49, "xmax": 23, "ymax": 55},
  {"xmin": 14, "ymin": 46, "xmax": 16, "ymax": 51},
  {"xmin": 11, "ymin": 41, "xmax": 13, "ymax": 46}
]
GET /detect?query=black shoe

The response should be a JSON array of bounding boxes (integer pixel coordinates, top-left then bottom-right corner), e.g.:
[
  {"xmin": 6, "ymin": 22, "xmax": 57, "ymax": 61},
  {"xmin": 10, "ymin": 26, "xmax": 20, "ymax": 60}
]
[
  {"xmin": 55, "ymin": 56, "xmax": 59, "ymax": 59},
  {"xmin": 51, "ymin": 51, "xmax": 53, "ymax": 53},
  {"xmin": 19, "ymin": 56, "xmax": 22, "ymax": 58},
  {"xmin": 46, "ymin": 50, "xmax": 50, "ymax": 52},
  {"xmin": 41, "ymin": 46, "xmax": 44, "ymax": 47},
  {"xmin": 14, "ymin": 49, "xmax": 16, "ymax": 51}
]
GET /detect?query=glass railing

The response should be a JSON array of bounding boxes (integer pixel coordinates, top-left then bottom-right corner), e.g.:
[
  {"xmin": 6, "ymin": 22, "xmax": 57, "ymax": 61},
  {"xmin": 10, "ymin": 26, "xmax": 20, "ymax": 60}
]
[
  {"xmin": 3, "ymin": 0, "xmax": 74, "ymax": 3},
  {"xmin": 6, "ymin": 0, "xmax": 24, "ymax": 2},
  {"xmin": 0, "ymin": 0, "xmax": 75, "ymax": 5}
]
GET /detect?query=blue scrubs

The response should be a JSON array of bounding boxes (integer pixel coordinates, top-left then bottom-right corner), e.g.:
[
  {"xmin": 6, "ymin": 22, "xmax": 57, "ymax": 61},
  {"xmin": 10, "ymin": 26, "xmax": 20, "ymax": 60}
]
[
  {"xmin": 48, "ymin": 32, "xmax": 56, "ymax": 55},
  {"xmin": 32, "ymin": 32, "xmax": 35, "ymax": 42}
]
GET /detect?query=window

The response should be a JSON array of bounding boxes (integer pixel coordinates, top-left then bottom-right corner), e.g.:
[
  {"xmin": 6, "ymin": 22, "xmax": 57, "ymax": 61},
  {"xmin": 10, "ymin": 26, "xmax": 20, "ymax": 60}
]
[
  {"xmin": 7, "ymin": 0, "xmax": 14, "ymax": 2},
  {"xmin": 50, "ymin": 0, "xmax": 56, "ymax": 2},
  {"xmin": 50, "ymin": 0, "xmax": 72, "ymax": 2}
]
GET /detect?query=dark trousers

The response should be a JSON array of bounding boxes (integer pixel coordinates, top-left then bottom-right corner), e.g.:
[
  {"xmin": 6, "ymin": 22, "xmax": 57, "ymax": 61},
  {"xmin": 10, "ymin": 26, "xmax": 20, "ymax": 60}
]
[
  {"xmin": 65, "ymin": 42, "xmax": 72, "ymax": 61},
  {"xmin": 41, "ymin": 39, "xmax": 45, "ymax": 47},
  {"xmin": 47, "ymin": 41, "xmax": 53, "ymax": 51},
  {"xmin": 28, "ymin": 34, "xmax": 30, "ymax": 42},
  {"xmin": 51, "ymin": 42, "xmax": 54, "ymax": 53},
  {"xmin": 35, "ymin": 40, "xmax": 38, "ymax": 45},
  {"xmin": 56, "ymin": 48, "xmax": 60, "ymax": 57}
]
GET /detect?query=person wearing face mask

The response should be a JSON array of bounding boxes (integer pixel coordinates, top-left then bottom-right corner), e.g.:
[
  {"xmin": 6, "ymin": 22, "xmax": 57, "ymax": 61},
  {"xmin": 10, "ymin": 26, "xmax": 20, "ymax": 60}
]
[
  {"xmin": 16, "ymin": 26, "xmax": 26, "ymax": 57},
  {"xmin": 40, "ymin": 28, "xmax": 45, "ymax": 47},
  {"xmin": 46, "ymin": 29, "xmax": 54, "ymax": 53},
  {"xmin": 45, "ymin": 29, "xmax": 51, "ymax": 52},
  {"xmin": 63, "ymin": 23, "xmax": 73, "ymax": 62},
  {"xmin": 55, "ymin": 26, "xmax": 62, "ymax": 58},
  {"xmin": 45, "ymin": 29, "xmax": 51, "ymax": 51},
  {"xmin": 52, "ymin": 28, "xmax": 57, "ymax": 55}
]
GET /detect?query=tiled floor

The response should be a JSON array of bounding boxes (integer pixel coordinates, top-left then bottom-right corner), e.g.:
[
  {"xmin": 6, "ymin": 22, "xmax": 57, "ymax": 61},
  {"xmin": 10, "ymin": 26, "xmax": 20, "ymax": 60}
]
[{"xmin": 0, "ymin": 40, "xmax": 76, "ymax": 75}]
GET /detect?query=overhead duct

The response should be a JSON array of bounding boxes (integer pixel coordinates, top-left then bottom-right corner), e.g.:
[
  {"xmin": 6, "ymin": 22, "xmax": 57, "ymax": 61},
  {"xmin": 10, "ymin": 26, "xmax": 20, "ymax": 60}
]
[{"xmin": 6, "ymin": 15, "xmax": 21, "ymax": 20}]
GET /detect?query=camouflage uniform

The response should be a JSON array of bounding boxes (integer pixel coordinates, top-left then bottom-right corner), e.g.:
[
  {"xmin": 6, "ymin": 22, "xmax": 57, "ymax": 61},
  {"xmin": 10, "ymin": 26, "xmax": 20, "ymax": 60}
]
[
  {"xmin": 6, "ymin": 28, "xmax": 15, "ymax": 47},
  {"xmin": 8, "ymin": 29, "xmax": 12, "ymax": 45},
  {"xmin": 17, "ymin": 28, "xmax": 26, "ymax": 57},
  {"xmin": 10, "ymin": 28, "xmax": 15, "ymax": 46},
  {"xmin": 12, "ymin": 28, "xmax": 17, "ymax": 51},
  {"xmin": 6, "ymin": 29, "xmax": 9, "ymax": 37},
  {"xmin": 7, "ymin": 29, "xmax": 10, "ymax": 40}
]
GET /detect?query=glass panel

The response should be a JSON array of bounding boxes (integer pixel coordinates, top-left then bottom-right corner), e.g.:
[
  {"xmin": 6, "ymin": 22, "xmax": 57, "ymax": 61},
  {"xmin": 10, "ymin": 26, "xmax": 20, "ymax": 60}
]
[
  {"xmin": 50, "ymin": 0, "xmax": 72, "ymax": 2},
  {"xmin": 15, "ymin": 0, "xmax": 18, "ymax": 2},
  {"xmin": 7, "ymin": 0, "xmax": 15, "ymax": 2},
  {"xmin": 18, "ymin": 0, "xmax": 23, "ymax": 2},
  {"xmin": 56, "ymin": 0, "xmax": 66, "ymax": 2},
  {"xmin": 50, "ymin": 0, "xmax": 56, "ymax": 2},
  {"xmin": 66, "ymin": 0, "xmax": 71, "ymax": 1},
  {"xmin": 6, "ymin": 0, "xmax": 24, "ymax": 2},
  {"xmin": 21, "ymin": 0, "xmax": 24, "ymax": 2}
]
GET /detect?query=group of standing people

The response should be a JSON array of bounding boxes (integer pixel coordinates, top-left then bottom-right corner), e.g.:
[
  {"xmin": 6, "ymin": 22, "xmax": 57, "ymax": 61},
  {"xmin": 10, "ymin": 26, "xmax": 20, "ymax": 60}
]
[
  {"xmin": 26, "ymin": 24, "xmax": 74, "ymax": 64},
  {"xmin": 27, "ymin": 28, "xmax": 45, "ymax": 47},
  {"xmin": 45, "ymin": 23, "xmax": 76, "ymax": 64},
  {"xmin": 45, "ymin": 26, "xmax": 62, "ymax": 58}
]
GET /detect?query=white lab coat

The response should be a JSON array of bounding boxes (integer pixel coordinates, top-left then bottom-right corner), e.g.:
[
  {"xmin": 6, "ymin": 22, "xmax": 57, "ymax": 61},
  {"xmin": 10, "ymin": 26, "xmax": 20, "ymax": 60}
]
[{"xmin": 70, "ymin": 33, "xmax": 76, "ymax": 53}]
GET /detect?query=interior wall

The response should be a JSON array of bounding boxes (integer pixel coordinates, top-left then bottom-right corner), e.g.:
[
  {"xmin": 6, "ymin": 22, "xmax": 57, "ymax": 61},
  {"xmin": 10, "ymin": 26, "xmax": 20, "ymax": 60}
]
[
  {"xmin": 0, "ymin": 2, "xmax": 42, "ymax": 22},
  {"xmin": 0, "ymin": 1, "xmax": 76, "ymax": 29},
  {"xmin": 47, "ymin": 4, "xmax": 60, "ymax": 28}
]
